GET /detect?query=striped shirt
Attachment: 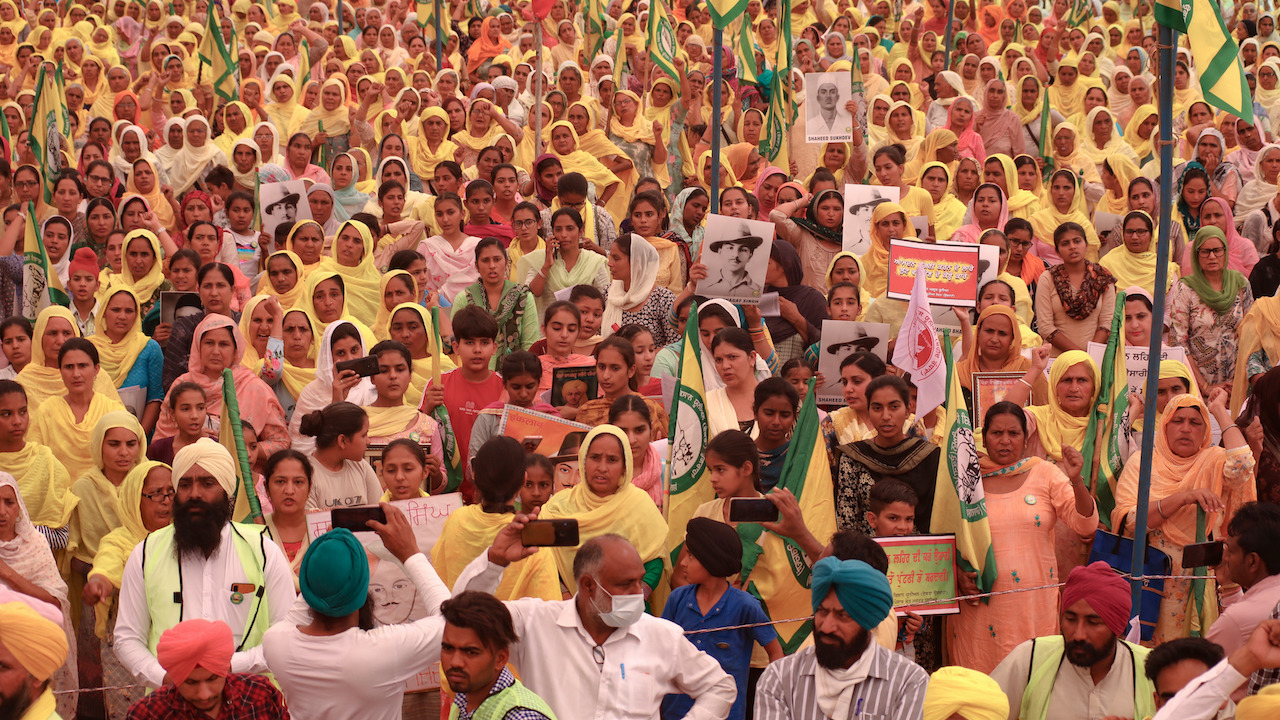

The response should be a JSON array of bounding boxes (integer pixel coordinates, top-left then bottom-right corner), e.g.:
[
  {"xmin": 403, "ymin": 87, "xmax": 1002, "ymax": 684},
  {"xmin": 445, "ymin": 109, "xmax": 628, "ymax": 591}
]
[{"xmin": 754, "ymin": 643, "xmax": 928, "ymax": 720}]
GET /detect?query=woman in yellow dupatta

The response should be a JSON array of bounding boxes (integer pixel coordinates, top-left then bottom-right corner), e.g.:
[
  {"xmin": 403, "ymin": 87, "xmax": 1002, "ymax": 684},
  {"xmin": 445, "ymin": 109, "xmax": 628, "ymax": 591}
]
[
  {"xmin": 1049, "ymin": 54, "xmax": 1089, "ymax": 118},
  {"xmin": 547, "ymin": 120, "xmax": 626, "ymax": 220},
  {"xmin": 67, "ymin": 411, "xmax": 146, "ymax": 579},
  {"xmin": 28, "ymin": 339, "xmax": 128, "ymax": 483},
  {"xmin": 1032, "ymin": 168, "xmax": 1102, "ymax": 260},
  {"xmin": 1124, "ymin": 104, "xmax": 1159, "ymax": 167},
  {"xmin": 1100, "ymin": 211, "xmax": 1178, "ymax": 295},
  {"xmin": 264, "ymin": 72, "xmax": 307, "ymax": 138},
  {"xmin": 887, "ymin": 58, "xmax": 926, "ymax": 109},
  {"xmin": 410, "ymin": 106, "xmax": 458, "ymax": 179},
  {"xmin": 987, "ymin": 153, "xmax": 1039, "ymax": 221},
  {"xmin": 1050, "ymin": 124, "xmax": 1101, "ymax": 184},
  {"xmin": 285, "ymin": 220, "xmax": 328, "ymax": 278},
  {"xmin": 1018, "ymin": 349, "xmax": 1098, "ymax": 463},
  {"xmin": 568, "ymin": 100, "xmax": 639, "ymax": 193},
  {"xmin": 125, "ymin": 159, "xmax": 176, "ymax": 233},
  {"xmin": 452, "ymin": 98, "xmax": 508, "ymax": 167},
  {"xmin": 320, "ymin": 220, "xmax": 381, "ymax": 323},
  {"xmin": 643, "ymin": 75, "xmax": 688, "ymax": 184},
  {"xmin": 278, "ymin": 308, "xmax": 317, "ymax": 408},
  {"xmin": 1081, "ymin": 106, "xmax": 1140, "ymax": 168},
  {"xmin": 385, "ymin": 302, "xmax": 455, "ymax": 409},
  {"xmin": 261, "ymin": 250, "xmax": 307, "ymax": 309},
  {"xmin": 1112, "ymin": 392, "xmax": 1256, "ymax": 643},
  {"xmin": 860, "ymin": 202, "xmax": 918, "ymax": 299},
  {"xmin": 16, "ymin": 306, "xmax": 122, "ymax": 409},
  {"xmin": 371, "ymin": 270, "xmax": 416, "ymax": 338},
  {"xmin": 919, "ymin": 161, "xmax": 966, "ymax": 242},
  {"xmin": 880, "ymin": 99, "xmax": 925, "ymax": 158},
  {"xmin": 295, "ymin": 76, "xmax": 352, "ymax": 142},
  {"xmin": 431, "ymin": 436, "xmax": 560, "ymax": 599},
  {"xmin": 539, "ymin": 425, "xmax": 668, "ymax": 592},
  {"xmin": 238, "ymin": 295, "xmax": 284, "ymax": 376},
  {"xmin": 214, "ymin": 101, "xmax": 255, "ymax": 157}
]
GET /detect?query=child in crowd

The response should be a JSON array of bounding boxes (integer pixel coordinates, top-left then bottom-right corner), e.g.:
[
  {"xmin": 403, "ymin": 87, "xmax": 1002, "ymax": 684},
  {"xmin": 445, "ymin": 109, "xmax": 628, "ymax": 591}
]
[
  {"xmin": 147, "ymin": 381, "xmax": 207, "ymax": 464},
  {"xmin": 530, "ymin": 284, "xmax": 606, "ymax": 356},
  {"xmin": 421, "ymin": 305, "xmax": 502, "ymax": 500},
  {"xmin": 468, "ymin": 351, "xmax": 558, "ymax": 459},
  {"xmin": 662, "ymin": 517, "xmax": 782, "ymax": 720},
  {"xmin": 803, "ymin": 281, "xmax": 861, "ymax": 367},
  {"xmin": 520, "ymin": 453, "xmax": 555, "ymax": 512},
  {"xmin": 380, "ymin": 438, "xmax": 434, "ymax": 500},
  {"xmin": 865, "ymin": 479, "xmax": 927, "ymax": 664},
  {"xmin": 225, "ymin": 190, "xmax": 265, "ymax": 279},
  {"xmin": 67, "ymin": 248, "xmax": 101, "ymax": 336},
  {"xmin": 538, "ymin": 301, "xmax": 595, "ymax": 416}
]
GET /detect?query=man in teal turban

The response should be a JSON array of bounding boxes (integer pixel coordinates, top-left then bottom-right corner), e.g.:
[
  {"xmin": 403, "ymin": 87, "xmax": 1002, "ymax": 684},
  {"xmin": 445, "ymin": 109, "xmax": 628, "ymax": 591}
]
[{"xmin": 755, "ymin": 555, "xmax": 929, "ymax": 720}]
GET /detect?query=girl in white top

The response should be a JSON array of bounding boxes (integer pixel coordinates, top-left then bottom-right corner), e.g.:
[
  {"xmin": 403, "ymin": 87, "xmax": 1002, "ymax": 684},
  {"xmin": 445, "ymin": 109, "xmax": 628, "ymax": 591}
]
[{"xmin": 299, "ymin": 401, "xmax": 382, "ymax": 510}]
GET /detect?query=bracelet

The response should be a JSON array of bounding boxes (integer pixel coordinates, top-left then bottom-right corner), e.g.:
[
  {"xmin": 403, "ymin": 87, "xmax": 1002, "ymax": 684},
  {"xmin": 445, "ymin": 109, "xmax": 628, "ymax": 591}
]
[
  {"xmin": 1223, "ymin": 423, "xmax": 1239, "ymax": 434},
  {"xmin": 1157, "ymin": 499, "xmax": 1166, "ymax": 519}
]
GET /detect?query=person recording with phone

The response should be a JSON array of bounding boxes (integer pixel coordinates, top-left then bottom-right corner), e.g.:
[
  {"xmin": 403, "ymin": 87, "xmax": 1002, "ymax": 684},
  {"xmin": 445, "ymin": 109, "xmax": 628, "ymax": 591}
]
[
  {"xmin": 289, "ymin": 321, "xmax": 379, "ymax": 455},
  {"xmin": 262, "ymin": 500, "xmax": 540, "ymax": 720},
  {"xmin": 1207, "ymin": 502, "xmax": 1280, "ymax": 659}
]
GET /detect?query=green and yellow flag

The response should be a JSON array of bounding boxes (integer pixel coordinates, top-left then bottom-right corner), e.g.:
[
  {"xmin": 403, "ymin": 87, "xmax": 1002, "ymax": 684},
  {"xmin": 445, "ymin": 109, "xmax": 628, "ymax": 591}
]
[
  {"xmin": 1155, "ymin": 0, "xmax": 1189, "ymax": 32},
  {"xmin": 931, "ymin": 332, "xmax": 997, "ymax": 594},
  {"xmin": 430, "ymin": 307, "xmax": 464, "ymax": 492},
  {"xmin": 1083, "ymin": 292, "xmax": 1128, "ymax": 528},
  {"xmin": 707, "ymin": 0, "xmax": 748, "ymax": 28},
  {"xmin": 737, "ymin": 378, "xmax": 835, "ymax": 653},
  {"xmin": 28, "ymin": 63, "xmax": 72, "ymax": 204},
  {"xmin": 582, "ymin": 0, "xmax": 609, "ymax": 64},
  {"xmin": 664, "ymin": 302, "xmax": 712, "ymax": 565},
  {"xmin": 20, "ymin": 202, "xmax": 68, "ymax": 321},
  {"xmin": 647, "ymin": 0, "xmax": 678, "ymax": 79},
  {"xmin": 736, "ymin": 17, "xmax": 759, "ymax": 84},
  {"xmin": 1185, "ymin": 0, "xmax": 1253, "ymax": 122},
  {"xmin": 199, "ymin": 2, "xmax": 240, "ymax": 103}
]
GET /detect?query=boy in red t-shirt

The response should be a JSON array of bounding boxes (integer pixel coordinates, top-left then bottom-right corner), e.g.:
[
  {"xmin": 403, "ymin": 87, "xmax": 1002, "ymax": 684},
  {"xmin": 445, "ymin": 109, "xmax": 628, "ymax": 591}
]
[{"xmin": 420, "ymin": 306, "xmax": 503, "ymax": 501}]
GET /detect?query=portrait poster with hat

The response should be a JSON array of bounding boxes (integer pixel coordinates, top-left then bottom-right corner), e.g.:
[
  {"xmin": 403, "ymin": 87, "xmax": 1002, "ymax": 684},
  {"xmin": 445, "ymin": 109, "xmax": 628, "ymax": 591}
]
[
  {"xmin": 815, "ymin": 320, "xmax": 891, "ymax": 404},
  {"xmin": 498, "ymin": 405, "xmax": 592, "ymax": 492},
  {"xmin": 842, "ymin": 184, "xmax": 900, "ymax": 254},
  {"xmin": 259, "ymin": 179, "xmax": 312, "ymax": 237},
  {"xmin": 305, "ymin": 493, "xmax": 462, "ymax": 691},
  {"xmin": 804, "ymin": 71, "xmax": 853, "ymax": 143},
  {"xmin": 695, "ymin": 214, "xmax": 774, "ymax": 305}
]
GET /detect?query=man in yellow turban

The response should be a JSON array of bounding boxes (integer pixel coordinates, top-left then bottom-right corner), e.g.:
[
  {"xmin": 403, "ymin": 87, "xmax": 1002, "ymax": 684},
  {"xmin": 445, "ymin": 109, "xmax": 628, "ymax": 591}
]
[
  {"xmin": 923, "ymin": 666, "xmax": 1008, "ymax": 720},
  {"xmin": 114, "ymin": 439, "xmax": 296, "ymax": 689},
  {"xmin": 0, "ymin": 600, "xmax": 69, "ymax": 720}
]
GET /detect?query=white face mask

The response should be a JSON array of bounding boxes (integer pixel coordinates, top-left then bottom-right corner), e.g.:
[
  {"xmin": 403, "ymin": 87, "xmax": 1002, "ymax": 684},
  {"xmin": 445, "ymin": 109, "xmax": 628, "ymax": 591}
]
[{"xmin": 590, "ymin": 581, "xmax": 645, "ymax": 628}]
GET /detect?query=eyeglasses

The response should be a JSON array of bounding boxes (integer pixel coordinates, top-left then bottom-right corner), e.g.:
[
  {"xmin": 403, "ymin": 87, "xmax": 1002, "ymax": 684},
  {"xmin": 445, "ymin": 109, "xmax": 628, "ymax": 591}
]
[
  {"xmin": 1008, "ymin": 238, "xmax": 1032, "ymax": 248},
  {"xmin": 14, "ymin": 180, "xmax": 37, "ymax": 189},
  {"xmin": 1123, "ymin": 228, "xmax": 1151, "ymax": 237},
  {"xmin": 89, "ymin": 174, "xmax": 112, "ymax": 184},
  {"xmin": 591, "ymin": 644, "xmax": 605, "ymax": 667},
  {"xmin": 141, "ymin": 489, "xmax": 176, "ymax": 503},
  {"xmin": 512, "ymin": 218, "xmax": 539, "ymax": 229},
  {"xmin": 1197, "ymin": 246, "xmax": 1226, "ymax": 258}
]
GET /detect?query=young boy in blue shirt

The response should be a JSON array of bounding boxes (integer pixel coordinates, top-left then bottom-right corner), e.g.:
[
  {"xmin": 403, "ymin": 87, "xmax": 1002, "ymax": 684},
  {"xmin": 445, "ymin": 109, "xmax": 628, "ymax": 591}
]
[
  {"xmin": 865, "ymin": 479, "xmax": 929, "ymax": 665},
  {"xmin": 660, "ymin": 518, "xmax": 783, "ymax": 720}
]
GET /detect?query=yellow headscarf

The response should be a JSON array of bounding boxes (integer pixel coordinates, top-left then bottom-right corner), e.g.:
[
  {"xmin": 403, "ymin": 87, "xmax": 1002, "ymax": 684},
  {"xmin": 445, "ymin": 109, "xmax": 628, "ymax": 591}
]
[
  {"xmin": 1123, "ymin": 104, "xmax": 1159, "ymax": 162},
  {"xmin": 115, "ymin": 229, "xmax": 166, "ymax": 302},
  {"xmin": 860, "ymin": 202, "xmax": 918, "ymax": 298},
  {"xmin": 410, "ymin": 106, "xmax": 458, "ymax": 179},
  {"xmin": 264, "ymin": 72, "xmax": 306, "ymax": 137},
  {"xmin": 922, "ymin": 666, "xmax": 1009, "ymax": 720},
  {"xmin": 319, "ymin": 220, "xmax": 381, "ymax": 324},
  {"xmin": 452, "ymin": 98, "xmax": 506, "ymax": 153},
  {"xmin": 296, "ymin": 76, "xmax": 352, "ymax": 138},
  {"xmin": 1097, "ymin": 154, "xmax": 1141, "ymax": 216},
  {"xmin": 285, "ymin": 220, "xmax": 328, "ymax": 277},
  {"xmin": 89, "ymin": 287, "xmax": 152, "ymax": 387},
  {"xmin": 87, "ymin": 460, "xmax": 169, "ymax": 637},
  {"xmin": 16, "ymin": 305, "xmax": 122, "ymax": 409},
  {"xmin": 1236, "ymin": 685, "xmax": 1280, "ymax": 720},
  {"xmin": 547, "ymin": 120, "xmax": 626, "ymax": 220},
  {"xmin": 67, "ymin": 409, "xmax": 147, "ymax": 566},
  {"xmin": 238, "ymin": 295, "xmax": 283, "ymax": 373},
  {"xmin": 1099, "ymin": 212, "xmax": 1177, "ymax": 294},
  {"xmin": 1026, "ymin": 350, "xmax": 1099, "ymax": 461},
  {"xmin": 1049, "ymin": 55, "xmax": 1088, "ymax": 117},
  {"xmin": 280, "ymin": 308, "xmax": 317, "ymax": 400},
  {"xmin": 260, "ymin": 250, "xmax": 306, "ymax": 309},
  {"xmin": 1231, "ymin": 294, "xmax": 1280, "ymax": 414},
  {"xmin": 386, "ymin": 302, "xmax": 456, "ymax": 408},
  {"xmin": 539, "ymin": 425, "xmax": 668, "ymax": 593},
  {"xmin": 824, "ymin": 251, "xmax": 871, "ymax": 317},
  {"xmin": 1032, "ymin": 169, "xmax": 1101, "ymax": 257},
  {"xmin": 124, "ymin": 159, "xmax": 176, "ymax": 231}
]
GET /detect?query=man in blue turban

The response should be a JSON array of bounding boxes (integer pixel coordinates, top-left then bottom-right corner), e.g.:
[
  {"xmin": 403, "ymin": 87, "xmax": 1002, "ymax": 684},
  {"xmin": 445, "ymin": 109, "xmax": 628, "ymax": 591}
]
[{"xmin": 754, "ymin": 555, "xmax": 929, "ymax": 720}]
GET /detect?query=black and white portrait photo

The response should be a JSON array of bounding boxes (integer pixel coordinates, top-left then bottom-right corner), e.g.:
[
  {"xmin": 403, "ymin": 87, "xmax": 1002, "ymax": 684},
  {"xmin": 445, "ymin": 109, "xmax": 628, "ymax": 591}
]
[
  {"xmin": 815, "ymin": 320, "xmax": 891, "ymax": 404},
  {"xmin": 843, "ymin": 184, "xmax": 899, "ymax": 254},
  {"xmin": 805, "ymin": 71, "xmax": 853, "ymax": 143},
  {"xmin": 696, "ymin": 214, "xmax": 775, "ymax": 305},
  {"xmin": 259, "ymin": 179, "xmax": 312, "ymax": 237}
]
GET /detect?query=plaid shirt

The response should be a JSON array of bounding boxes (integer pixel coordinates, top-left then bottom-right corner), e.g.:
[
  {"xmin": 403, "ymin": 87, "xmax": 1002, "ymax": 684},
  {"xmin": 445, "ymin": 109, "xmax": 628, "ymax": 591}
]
[
  {"xmin": 1248, "ymin": 599, "xmax": 1280, "ymax": 695},
  {"xmin": 453, "ymin": 668, "xmax": 553, "ymax": 720},
  {"xmin": 125, "ymin": 674, "xmax": 289, "ymax": 720}
]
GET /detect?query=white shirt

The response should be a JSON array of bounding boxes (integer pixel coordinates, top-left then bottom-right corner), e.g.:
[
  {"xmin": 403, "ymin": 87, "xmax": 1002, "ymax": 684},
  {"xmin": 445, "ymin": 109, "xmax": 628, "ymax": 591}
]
[
  {"xmin": 115, "ymin": 523, "xmax": 297, "ymax": 688},
  {"xmin": 991, "ymin": 639, "xmax": 1141, "ymax": 720},
  {"xmin": 1152, "ymin": 658, "xmax": 1242, "ymax": 720},
  {"xmin": 455, "ymin": 555, "xmax": 737, "ymax": 720},
  {"xmin": 263, "ymin": 553, "xmax": 494, "ymax": 720},
  {"xmin": 304, "ymin": 456, "xmax": 383, "ymax": 510}
]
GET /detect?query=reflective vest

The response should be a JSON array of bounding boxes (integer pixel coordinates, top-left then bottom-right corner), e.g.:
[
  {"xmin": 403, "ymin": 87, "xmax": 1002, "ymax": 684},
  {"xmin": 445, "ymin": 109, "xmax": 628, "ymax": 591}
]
[
  {"xmin": 447, "ymin": 678, "xmax": 557, "ymax": 720},
  {"xmin": 1020, "ymin": 635, "xmax": 1156, "ymax": 720},
  {"xmin": 140, "ymin": 522, "xmax": 271, "ymax": 654}
]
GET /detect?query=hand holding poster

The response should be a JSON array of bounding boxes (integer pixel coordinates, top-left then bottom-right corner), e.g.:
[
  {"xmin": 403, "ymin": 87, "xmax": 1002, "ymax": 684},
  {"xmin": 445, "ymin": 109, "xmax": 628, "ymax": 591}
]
[
  {"xmin": 887, "ymin": 239, "xmax": 984, "ymax": 307},
  {"xmin": 815, "ymin": 320, "xmax": 890, "ymax": 404},
  {"xmin": 259, "ymin": 179, "xmax": 313, "ymax": 237},
  {"xmin": 873, "ymin": 534, "xmax": 960, "ymax": 616},
  {"xmin": 842, "ymin": 184, "xmax": 899, "ymax": 254},
  {"xmin": 695, "ymin": 214, "xmax": 774, "ymax": 305},
  {"xmin": 306, "ymin": 494, "xmax": 461, "ymax": 691},
  {"xmin": 805, "ymin": 71, "xmax": 854, "ymax": 143}
]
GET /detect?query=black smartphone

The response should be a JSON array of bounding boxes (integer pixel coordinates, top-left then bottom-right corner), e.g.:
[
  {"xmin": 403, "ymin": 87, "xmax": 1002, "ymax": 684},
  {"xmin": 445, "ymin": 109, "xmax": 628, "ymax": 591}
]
[
  {"xmin": 1182, "ymin": 540, "xmax": 1224, "ymax": 568},
  {"xmin": 521, "ymin": 519, "xmax": 580, "ymax": 547},
  {"xmin": 728, "ymin": 498, "xmax": 780, "ymax": 523},
  {"xmin": 335, "ymin": 355, "xmax": 381, "ymax": 378},
  {"xmin": 331, "ymin": 506, "xmax": 387, "ymax": 532}
]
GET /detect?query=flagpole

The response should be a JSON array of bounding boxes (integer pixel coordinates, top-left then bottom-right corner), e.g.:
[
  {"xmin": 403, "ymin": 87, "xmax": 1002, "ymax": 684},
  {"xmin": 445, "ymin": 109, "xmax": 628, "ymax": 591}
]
[
  {"xmin": 1128, "ymin": 22, "xmax": 1177, "ymax": 616},
  {"xmin": 434, "ymin": 0, "xmax": 444, "ymax": 71},
  {"xmin": 534, "ymin": 26, "xmax": 545, "ymax": 157},
  {"xmin": 709, "ymin": 28, "xmax": 724, "ymax": 213},
  {"xmin": 942, "ymin": 0, "xmax": 958, "ymax": 69}
]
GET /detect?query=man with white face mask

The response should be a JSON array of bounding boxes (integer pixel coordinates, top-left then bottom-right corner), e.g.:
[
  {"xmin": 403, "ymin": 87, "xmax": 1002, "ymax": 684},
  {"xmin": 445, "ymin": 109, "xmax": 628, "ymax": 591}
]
[{"xmin": 454, "ymin": 533, "xmax": 736, "ymax": 720}]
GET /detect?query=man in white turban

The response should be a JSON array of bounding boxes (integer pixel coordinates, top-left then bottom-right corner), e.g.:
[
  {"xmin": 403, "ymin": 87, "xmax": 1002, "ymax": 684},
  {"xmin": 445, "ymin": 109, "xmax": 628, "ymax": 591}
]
[{"xmin": 114, "ymin": 439, "xmax": 296, "ymax": 689}]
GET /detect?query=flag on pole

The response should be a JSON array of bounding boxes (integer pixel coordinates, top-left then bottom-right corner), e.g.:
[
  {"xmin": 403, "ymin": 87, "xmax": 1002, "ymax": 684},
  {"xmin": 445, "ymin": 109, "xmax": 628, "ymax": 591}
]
[
  {"xmin": 296, "ymin": 39, "xmax": 312, "ymax": 93},
  {"xmin": 931, "ymin": 330, "xmax": 997, "ymax": 593},
  {"xmin": 891, "ymin": 270, "xmax": 946, "ymax": 417},
  {"xmin": 416, "ymin": 0, "xmax": 436, "ymax": 37},
  {"xmin": 429, "ymin": 307, "xmax": 464, "ymax": 492},
  {"xmin": 1155, "ymin": 0, "xmax": 1189, "ymax": 31},
  {"xmin": 735, "ymin": 18, "xmax": 759, "ymax": 84},
  {"xmin": 735, "ymin": 378, "xmax": 836, "ymax": 653},
  {"xmin": 1038, "ymin": 89, "xmax": 1054, "ymax": 176},
  {"xmin": 1083, "ymin": 292, "xmax": 1129, "ymax": 528},
  {"xmin": 28, "ymin": 63, "xmax": 72, "ymax": 204},
  {"xmin": 664, "ymin": 301, "xmax": 712, "ymax": 565},
  {"xmin": 20, "ymin": 201, "xmax": 68, "ymax": 321},
  {"xmin": 582, "ymin": 0, "xmax": 609, "ymax": 63},
  {"xmin": 647, "ymin": 0, "xmax": 678, "ymax": 78},
  {"xmin": 199, "ymin": 1, "xmax": 240, "ymax": 103},
  {"xmin": 706, "ymin": 0, "xmax": 748, "ymax": 28},
  {"xmin": 220, "ymin": 369, "xmax": 263, "ymax": 523},
  {"xmin": 762, "ymin": 0, "xmax": 793, "ymax": 167},
  {"xmin": 1184, "ymin": 0, "xmax": 1253, "ymax": 122}
]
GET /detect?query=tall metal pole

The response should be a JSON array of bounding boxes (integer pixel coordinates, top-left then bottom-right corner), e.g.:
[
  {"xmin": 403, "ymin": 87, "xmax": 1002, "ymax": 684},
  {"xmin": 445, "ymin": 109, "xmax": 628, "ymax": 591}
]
[
  {"xmin": 337, "ymin": 1, "xmax": 343, "ymax": 36},
  {"xmin": 942, "ymin": 0, "xmax": 959, "ymax": 70},
  {"xmin": 434, "ymin": 0, "xmax": 444, "ymax": 71},
  {"xmin": 1129, "ymin": 22, "xmax": 1177, "ymax": 618},
  {"xmin": 534, "ymin": 26, "xmax": 544, "ymax": 156},
  {"xmin": 709, "ymin": 28, "xmax": 724, "ymax": 213}
]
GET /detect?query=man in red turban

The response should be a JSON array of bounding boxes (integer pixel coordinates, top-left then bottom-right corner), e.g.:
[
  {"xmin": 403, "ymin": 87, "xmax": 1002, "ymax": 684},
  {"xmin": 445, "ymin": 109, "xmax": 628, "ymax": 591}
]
[
  {"xmin": 125, "ymin": 620, "xmax": 290, "ymax": 719},
  {"xmin": 989, "ymin": 561, "xmax": 1157, "ymax": 720}
]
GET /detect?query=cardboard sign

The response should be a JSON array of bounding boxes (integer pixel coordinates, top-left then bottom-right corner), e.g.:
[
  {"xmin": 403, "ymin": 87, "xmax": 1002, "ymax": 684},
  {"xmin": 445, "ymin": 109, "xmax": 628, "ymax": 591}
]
[
  {"xmin": 1086, "ymin": 342, "xmax": 1189, "ymax": 398},
  {"xmin": 306, "ymin": 494, "xmax": 461, "ymax": 691},
  {"xmin": 873, "ymin": 534, "xmax": 960, "ymax": 616},
  {"xmin": 500, "ymin": 405, "xmax": 592, "ymax": 492},
  {"xmin": 815, "ymin": 320, "xmax": 891, "ymax": 404},
  {"xmin": 886, "ymin": 239, "xmax": 985, "ymax": 307}
]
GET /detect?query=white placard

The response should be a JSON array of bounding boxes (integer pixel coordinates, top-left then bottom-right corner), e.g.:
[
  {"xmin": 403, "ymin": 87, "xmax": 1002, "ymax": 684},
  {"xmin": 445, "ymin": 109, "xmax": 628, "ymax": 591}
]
[
  {"xmin": 816, "ymin": 320, "xmax": 891, "ymax": 404},
  {"xmin": 842, "ymin": 183, "xmax": 900, "ymax": 254},
  {"xmin": 695, "ymin": 214, "xmax": 775, "ymax": 305},
  {"xmin": 805, "ymin": 71, "xmax": 854, "ymax": 143}
]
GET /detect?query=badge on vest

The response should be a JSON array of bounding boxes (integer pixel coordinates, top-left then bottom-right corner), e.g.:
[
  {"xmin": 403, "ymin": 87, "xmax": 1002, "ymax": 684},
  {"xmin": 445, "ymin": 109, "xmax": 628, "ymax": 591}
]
[{"xmin": 230, "ymin": 583, "xmax": 257, "ymax": 605}]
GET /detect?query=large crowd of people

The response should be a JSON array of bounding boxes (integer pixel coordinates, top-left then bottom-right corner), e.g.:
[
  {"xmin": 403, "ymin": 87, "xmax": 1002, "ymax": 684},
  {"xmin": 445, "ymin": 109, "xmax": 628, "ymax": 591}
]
[{"xmin": 8, "ymin": 0, "xmax": 1280, "ymax": 718}]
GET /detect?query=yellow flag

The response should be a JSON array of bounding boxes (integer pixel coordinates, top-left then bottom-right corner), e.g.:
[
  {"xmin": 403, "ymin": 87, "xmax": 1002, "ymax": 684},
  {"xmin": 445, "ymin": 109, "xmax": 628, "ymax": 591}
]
[{"xmin": 664, "ymin": 303, "xmax": 712, "ymax": 564}]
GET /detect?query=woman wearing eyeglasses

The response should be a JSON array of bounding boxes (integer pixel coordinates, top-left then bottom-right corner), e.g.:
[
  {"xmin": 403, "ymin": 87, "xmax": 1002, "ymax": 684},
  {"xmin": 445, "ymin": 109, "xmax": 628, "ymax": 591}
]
[{"xmin": 1167, "ymin": 226, "xmax": 1265, "ymax": 394}]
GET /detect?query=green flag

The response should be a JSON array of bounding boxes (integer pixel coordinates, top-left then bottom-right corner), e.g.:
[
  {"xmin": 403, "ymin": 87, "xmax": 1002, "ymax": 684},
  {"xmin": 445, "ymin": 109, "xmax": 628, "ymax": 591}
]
[
  {"xmin": 28, "ymin": 63, "xmax": 72, "ymax": 203},
  {"xmin": 647, "ymin": 0, "xmax": 678, "ymax": 78},
  {"xmin": 199, "ymin": 2, "xmax": 240, "ymax": 103},
  {"xmin": 1186, "ymin": 0, "xmax": 1253, "ymax": 122},
  {"xmin": 706, "ymin": 0, "xmax": 748, "ymax": 28},
  {"xmin": 430, "ymin": 307, "xmax": 464, "ymax": 492},
  {"xmin": 664, "ymin": 301, "xmax": 711, "ymax": 567},
  {"xmin": 582, "ymin": 0, "xmax": 609, "ymax": 63},
  {"xmin": 1156, "ymin": 0, "xmax": 1189, "ymax": 32},
  {"xmin": 735, "ymin": 17, "xmax": 760, "ymax": 84},
  {"xmin": 1084, "ymin": 292, "xmax": 1129, "ymax": 528},
  {"xmin": 20, "ymin": 201, "xmax": 68, "ymax": 321}
]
